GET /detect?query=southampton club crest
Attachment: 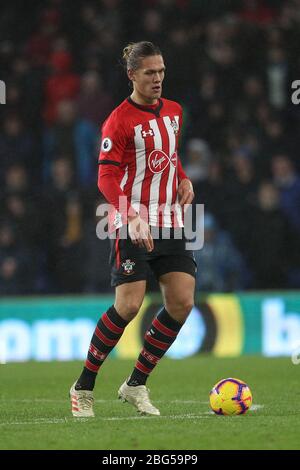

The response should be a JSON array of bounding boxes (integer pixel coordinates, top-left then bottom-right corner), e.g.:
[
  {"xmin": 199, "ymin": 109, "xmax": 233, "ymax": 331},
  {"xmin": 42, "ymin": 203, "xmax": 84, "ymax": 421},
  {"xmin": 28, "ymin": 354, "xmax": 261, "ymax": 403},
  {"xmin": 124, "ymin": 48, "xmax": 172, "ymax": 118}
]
[
  {"xmin": 170, "ymin": 119, "xmax": 179, "ymax": 135},
  {"xmin": 122, "ymin": 259, "xmax": 135, "ymax": 275}
]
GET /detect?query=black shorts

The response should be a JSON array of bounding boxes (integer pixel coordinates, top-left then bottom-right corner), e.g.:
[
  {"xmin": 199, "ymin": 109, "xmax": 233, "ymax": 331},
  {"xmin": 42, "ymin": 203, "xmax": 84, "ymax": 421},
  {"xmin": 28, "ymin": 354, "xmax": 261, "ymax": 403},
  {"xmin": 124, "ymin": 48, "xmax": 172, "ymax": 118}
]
[{"xmin": 109, "ymin": 228, "xmax": 197, "ymax": 287}]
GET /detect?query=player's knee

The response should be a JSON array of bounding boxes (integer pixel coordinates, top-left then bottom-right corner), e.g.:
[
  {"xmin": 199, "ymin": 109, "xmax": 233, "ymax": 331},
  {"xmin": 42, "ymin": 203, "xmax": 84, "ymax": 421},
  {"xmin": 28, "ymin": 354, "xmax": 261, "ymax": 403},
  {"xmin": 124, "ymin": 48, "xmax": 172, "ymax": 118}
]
[
  {"xmin": 166, "ymin": 298, "xmax": 194, "ymax": 319},
  {"xmin": 178, "ymin": 299, "xmax": 194, "ymax": 317},
  {"xmin": 116, "ymin": 300, "xmax": 142, "ymax": 321},
  {"xmin": 126, "ymin": 301, "xmax": 141, "ymax": 317}
]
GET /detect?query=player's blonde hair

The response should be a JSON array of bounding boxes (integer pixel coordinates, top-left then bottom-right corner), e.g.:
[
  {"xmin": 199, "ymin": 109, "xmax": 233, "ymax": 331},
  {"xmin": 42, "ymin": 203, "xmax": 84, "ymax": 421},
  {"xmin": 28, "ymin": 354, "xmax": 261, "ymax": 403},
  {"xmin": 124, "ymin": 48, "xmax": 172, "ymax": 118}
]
[{"xmin": 122, "ymin": 41, "xmax": 162, "ymax": 71}]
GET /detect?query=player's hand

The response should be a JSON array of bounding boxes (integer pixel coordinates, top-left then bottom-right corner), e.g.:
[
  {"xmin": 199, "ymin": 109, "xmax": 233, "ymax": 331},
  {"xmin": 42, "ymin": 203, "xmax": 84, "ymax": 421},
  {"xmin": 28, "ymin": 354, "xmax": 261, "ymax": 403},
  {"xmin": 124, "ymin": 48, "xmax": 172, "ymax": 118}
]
[
  {"xmin": 177, "ymin": 178, "xmax": 194, "ymax": 209},
  {"xmin": 128, "ymin": 215, "xmax": 154, "ymax": 252}
]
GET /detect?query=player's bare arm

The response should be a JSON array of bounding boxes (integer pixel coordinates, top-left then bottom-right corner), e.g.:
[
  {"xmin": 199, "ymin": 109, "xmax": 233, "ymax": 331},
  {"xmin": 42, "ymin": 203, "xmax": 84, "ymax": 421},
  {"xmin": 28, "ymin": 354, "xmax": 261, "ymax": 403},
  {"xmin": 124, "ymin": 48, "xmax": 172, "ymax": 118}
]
[
  {"xmin": 178, "ymin": 178, "xmax": 194, "ymax": 207},
  {"xmin": 128, "ymin": 214, "xmax": 154, "ymax": 252}
]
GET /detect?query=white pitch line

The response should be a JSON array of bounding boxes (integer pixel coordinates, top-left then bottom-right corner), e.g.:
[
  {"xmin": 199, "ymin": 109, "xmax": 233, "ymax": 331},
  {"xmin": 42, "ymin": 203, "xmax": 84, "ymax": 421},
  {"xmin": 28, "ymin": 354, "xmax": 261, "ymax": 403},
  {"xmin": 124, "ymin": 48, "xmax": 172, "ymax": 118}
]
[
  {"xmin": 0, "ymin": 399, "xmax": 264, "ymax": 409},
  {"xmin": 0, "ymin": 405, "xmax": 264, "ymax": 427},
  {"xmin": 0, "ymin": 399, "xmax": 210, "ymax": 404},
  {"xmin": 0, "ymin": 399, "xmax": 112, "ymax": 403},
  {"xmin": 99, "ymin": 414, "xmax": 209, "ymax": 422},
  {"xmin": 0, "ymin": 414, "xmax": 210, "ymax": 427},
  {"xmin": 0, "ymin": 418, "xmax": 69, "ymax": 426},
  {"xmin": 250, "ymin": 404, "xmax": 264, "ymax": 411},
  {"xmin": 205, "ymin": 404, "xmax": 264, "ymax": 415}
]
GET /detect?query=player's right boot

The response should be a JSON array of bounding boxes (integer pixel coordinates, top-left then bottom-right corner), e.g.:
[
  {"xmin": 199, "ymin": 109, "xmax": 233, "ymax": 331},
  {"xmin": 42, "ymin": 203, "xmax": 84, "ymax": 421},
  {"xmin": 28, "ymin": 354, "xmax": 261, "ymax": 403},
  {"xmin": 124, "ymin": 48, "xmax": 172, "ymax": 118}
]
[
  {"xmin": 118, "ymin": 379, "xmax": 160, "ymax": 416},
  {"xmin": 69, "ymin": 382, "xmax": 95, "ymax": 418}
]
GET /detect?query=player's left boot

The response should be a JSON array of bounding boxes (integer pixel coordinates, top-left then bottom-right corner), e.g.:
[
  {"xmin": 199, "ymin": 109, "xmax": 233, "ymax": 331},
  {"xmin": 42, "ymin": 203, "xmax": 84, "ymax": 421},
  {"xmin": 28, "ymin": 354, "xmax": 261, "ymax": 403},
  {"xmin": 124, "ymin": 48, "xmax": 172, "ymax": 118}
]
[
  {"xmin": 69, "ymin": 382, "xmax": 95, "ymax": 418},
  {"xmin": 118, "ymin": 379, "xmax": 160, "ymax": 416}
]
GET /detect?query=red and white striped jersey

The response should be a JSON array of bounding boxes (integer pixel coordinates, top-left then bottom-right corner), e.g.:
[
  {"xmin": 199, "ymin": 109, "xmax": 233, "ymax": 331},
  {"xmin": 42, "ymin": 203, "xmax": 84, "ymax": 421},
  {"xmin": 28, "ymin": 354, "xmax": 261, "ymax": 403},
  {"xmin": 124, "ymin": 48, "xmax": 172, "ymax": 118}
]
[{"xmin": 98, "ymin": 97, "xmax": 188, "ymax": 230}]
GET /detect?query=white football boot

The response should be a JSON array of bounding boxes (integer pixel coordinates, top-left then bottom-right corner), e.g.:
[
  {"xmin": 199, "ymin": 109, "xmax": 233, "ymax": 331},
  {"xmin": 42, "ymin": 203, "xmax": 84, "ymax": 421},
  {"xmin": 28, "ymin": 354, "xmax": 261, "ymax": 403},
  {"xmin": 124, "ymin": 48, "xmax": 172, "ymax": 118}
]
[
  {"xmin": 69, "ymin": 382, "xmax": 95, "ymax": 418},
  {"xmin": 118, "ymin": 379, "xmax": 160, "ymax": 416}
]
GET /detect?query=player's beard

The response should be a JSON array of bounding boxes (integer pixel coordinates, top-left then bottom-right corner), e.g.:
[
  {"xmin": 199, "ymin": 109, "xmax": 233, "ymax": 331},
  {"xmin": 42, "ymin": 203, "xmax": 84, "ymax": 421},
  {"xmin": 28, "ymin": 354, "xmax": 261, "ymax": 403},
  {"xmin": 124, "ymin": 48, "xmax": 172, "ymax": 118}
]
[
  {"xmin": 150, "ymin": 87, "xmax": 162, "ymax": 100},
  {"xmin": 134, "ymin": 83, "xmax": 162, "ymax": 104}
]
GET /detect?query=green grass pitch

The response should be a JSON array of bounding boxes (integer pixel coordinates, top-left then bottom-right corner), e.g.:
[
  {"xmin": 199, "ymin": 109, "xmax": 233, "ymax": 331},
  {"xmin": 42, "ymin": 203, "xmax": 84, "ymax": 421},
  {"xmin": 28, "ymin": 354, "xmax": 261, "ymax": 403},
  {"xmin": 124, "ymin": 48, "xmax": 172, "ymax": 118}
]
[{"xmin": 1, "ymin": 356, "xmax": 299, "ymax": 450}]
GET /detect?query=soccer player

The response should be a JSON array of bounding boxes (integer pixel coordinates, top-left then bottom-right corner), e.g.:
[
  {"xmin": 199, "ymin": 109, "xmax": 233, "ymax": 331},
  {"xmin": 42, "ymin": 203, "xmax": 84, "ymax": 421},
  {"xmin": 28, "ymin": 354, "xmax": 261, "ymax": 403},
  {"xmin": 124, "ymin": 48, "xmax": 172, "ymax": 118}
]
[{"xmin": 70, "ymin": 41, "xmax": 196, "ymax": 417}]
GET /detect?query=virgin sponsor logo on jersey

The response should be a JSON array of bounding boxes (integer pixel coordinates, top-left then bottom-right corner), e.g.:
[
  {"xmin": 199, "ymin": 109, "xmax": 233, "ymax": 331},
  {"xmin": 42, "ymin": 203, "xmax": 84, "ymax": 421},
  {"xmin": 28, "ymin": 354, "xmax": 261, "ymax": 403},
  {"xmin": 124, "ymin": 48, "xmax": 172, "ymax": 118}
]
[
  {"xmin": 148, "ymin": 150, "xmax": 177, "ymax": 174},
  {"xmin": 101, "ymin": 137, "xmax": 113, "ymax": 152}
]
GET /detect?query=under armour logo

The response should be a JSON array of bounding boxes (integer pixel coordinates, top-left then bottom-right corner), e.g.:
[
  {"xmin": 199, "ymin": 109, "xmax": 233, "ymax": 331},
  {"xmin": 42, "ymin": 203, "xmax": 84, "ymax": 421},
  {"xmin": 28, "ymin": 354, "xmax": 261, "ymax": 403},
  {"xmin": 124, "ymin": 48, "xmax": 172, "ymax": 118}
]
[{"xmin": 142, "ymin": 129, "xmax": 154, "ymax": 138}]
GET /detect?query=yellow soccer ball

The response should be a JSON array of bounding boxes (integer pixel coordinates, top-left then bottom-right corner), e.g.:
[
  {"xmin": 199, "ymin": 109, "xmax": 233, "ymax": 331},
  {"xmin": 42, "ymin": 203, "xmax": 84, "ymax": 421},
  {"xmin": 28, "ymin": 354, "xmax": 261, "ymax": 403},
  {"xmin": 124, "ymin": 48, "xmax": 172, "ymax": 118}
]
[{"xmin": 209, "ymin": 378, "xmax": 252, "ymax": 415}]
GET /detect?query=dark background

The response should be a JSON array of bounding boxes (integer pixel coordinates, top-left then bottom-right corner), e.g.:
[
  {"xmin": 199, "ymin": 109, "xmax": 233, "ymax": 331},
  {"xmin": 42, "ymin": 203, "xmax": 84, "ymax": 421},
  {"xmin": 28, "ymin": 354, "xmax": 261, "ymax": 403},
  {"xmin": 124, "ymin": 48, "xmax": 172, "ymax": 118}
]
[{"xmin": 0, "ymin": 0, "xmax": 300, "ymax": 295}]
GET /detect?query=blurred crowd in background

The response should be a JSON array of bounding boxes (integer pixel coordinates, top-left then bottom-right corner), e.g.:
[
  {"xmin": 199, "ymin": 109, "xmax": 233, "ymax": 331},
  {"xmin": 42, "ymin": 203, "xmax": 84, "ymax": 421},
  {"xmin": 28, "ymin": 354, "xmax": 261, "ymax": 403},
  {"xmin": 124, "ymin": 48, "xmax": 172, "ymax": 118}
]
[{"xmin": 0, "ymin": 0, "xmax": 300, "ymax": 295}]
